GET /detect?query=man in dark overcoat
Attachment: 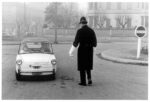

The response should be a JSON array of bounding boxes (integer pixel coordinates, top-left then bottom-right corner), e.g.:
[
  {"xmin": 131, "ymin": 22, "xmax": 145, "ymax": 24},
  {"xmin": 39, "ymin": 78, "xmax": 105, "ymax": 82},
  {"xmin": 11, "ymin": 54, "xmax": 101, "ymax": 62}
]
[{"xmin": 69, "ymin": 17, "xmax": 97, "ymax": 86}]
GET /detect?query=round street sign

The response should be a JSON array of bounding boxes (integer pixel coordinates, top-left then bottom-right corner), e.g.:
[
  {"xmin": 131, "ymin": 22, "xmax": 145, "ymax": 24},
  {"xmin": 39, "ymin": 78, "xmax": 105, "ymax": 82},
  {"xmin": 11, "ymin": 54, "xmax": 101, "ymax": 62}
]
[{"xmin": 135, "ymin": 25, "xmax": 146, "ymax": 38}]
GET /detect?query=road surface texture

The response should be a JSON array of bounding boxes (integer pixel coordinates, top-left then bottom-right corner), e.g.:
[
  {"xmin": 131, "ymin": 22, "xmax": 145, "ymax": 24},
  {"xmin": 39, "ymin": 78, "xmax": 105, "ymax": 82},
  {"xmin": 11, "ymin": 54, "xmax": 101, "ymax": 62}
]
[{"xmin": 2, "ymin": 42, "xmax": 148, "ymax": 99}]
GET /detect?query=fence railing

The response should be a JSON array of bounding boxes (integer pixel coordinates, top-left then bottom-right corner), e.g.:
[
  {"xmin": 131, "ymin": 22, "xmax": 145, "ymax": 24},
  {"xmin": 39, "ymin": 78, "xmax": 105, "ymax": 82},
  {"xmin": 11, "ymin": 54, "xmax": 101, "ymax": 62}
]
[
  {"xmin": 2, "ymin": 28, "xmax": 148, "ymax": 42},
  {"xmin": 43, "ymin": 28, "xmax": 148, "ymax": 37}
]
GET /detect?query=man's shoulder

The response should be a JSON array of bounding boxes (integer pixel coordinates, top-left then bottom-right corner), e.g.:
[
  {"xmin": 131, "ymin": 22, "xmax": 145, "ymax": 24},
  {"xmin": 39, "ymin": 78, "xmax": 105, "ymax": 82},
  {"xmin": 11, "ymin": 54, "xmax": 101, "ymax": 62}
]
[
  {"xmin": 87, "ymin": 26, "xmax": 95, "ymax": 33},
  {"xmin": 85, "ymin": 26, "xmax": 93, "ymax": 30},
  {"xmin": 78, "ymin": 25, "xmax": 94, "ymax": 32},
  {"xmin": 77, "ymin": 28, "xmax": 82, "ymax": 33}
]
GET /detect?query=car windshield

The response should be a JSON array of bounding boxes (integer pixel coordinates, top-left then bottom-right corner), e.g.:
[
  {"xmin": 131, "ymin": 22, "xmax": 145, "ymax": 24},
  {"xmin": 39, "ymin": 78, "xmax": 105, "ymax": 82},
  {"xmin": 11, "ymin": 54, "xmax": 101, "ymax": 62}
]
[{"xmin": 19, "ymin": 41, "xmax": 53, "ymax": 54}]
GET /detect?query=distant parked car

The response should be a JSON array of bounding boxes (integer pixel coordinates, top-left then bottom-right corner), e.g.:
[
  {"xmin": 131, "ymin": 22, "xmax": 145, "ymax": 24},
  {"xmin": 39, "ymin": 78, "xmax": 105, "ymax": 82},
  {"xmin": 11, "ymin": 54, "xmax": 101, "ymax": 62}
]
[{"xmin": 15, "ymin": 37, "xmax": 57, "ymax": 80}]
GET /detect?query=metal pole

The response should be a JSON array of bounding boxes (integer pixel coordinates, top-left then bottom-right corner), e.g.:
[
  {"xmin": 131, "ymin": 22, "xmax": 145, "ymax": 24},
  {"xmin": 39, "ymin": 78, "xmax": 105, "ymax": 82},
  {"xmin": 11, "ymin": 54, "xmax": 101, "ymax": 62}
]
[
  {"xmin": 137, "ymin": 38, "xmax": 141, "ymax": 59},
  {"xmin": 54, "ymin": 2, "xmax": 58, "ymax": 44},
  {"xmin": 109, "ymin": 27, "xmax": 112, "ymax": 40},
  {"xmin": 24, "ymin": 2, "xmax": 26, "ymax": 35}
]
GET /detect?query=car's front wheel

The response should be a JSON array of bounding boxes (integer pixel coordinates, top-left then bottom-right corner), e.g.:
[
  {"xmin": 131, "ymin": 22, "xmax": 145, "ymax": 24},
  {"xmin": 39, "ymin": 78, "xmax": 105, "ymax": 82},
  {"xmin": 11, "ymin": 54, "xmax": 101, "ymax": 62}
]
[{"xmin": 15, "ymin": 71, "xmax": 21, "ymax": 81}]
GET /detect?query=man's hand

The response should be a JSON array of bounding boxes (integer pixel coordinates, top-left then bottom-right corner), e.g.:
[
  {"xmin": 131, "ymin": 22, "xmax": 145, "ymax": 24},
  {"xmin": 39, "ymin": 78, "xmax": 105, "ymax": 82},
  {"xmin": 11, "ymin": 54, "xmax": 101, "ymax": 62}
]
[
  {"xmin": 69, "ymin": 51, "xmax": 74, "ymax": 57},
  {"xmin": 69, "ymin": 52, "xmax": 74, "ymax": 57},
  {"xmin": 69, "ymin": 45, "xmax": 76, "ymax": 57}
]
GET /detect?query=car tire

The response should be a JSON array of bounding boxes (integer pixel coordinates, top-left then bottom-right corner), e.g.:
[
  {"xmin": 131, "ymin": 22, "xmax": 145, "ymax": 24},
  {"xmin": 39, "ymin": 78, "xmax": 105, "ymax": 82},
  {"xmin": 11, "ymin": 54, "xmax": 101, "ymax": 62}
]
[
  {"xmin": 15, "ymin": 71, "xmax": 21, "ymax": 81},
  {"xmin": 51, "ymin": 72, "xmax": 56, "ymax": 80},
  {"xmin": 51, "ymin": 69, "xmax": 56, "ymax": 80}
]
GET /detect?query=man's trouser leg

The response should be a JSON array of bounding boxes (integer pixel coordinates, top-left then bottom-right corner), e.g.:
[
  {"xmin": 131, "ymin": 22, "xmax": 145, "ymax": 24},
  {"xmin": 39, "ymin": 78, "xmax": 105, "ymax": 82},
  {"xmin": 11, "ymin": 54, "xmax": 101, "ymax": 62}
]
[
  {"xmin": 86, "ymin": 70, "xmax": 91, "ymax": 81},
  {"xmin": 80, "ymin": 70, "xmax": 86, "ymax": 84},
  {"xmin": 86, "ymin": 70, "xmax": 92, "ymax": 85}
]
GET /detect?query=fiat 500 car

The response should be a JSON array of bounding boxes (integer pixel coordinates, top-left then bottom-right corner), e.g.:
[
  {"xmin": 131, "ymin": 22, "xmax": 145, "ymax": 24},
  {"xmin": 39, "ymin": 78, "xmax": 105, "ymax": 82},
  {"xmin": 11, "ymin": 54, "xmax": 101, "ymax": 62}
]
[{"xmin": 16, "ymin": 38, "xmax": 57, "ymax": 80}]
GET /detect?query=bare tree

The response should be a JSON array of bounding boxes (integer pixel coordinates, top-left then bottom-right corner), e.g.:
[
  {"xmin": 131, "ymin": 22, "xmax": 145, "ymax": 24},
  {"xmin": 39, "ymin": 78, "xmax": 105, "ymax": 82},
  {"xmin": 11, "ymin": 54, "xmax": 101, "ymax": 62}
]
[
  {"xmin": 16, "ymin": 18, "xmax": 24, "ymax": 38},
  {"xmin": 45, "ymin": 2, "xmax": 80, "ymax": 43},
  {"xmin": 116, "ymin": 15, "xmax": 131, "ymax": 29},
  {"xmin": 97, "ymin": 15, "xmax": 107, "ymax": 28},
  {"xmin": 45, "ymin": 2, "xmax": 79, "ymax": 28}
]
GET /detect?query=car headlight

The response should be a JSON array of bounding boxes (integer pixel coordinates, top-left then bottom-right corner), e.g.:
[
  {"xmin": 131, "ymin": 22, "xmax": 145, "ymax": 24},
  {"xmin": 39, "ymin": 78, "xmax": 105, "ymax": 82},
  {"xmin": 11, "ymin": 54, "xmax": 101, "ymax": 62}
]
[
  {"xmin": 51, "ymin": 59, "xmax": 56, "ymax": 65},
  {"xmin": 16, "ymin": 60, "xmax": 22, "ymax": 65}
]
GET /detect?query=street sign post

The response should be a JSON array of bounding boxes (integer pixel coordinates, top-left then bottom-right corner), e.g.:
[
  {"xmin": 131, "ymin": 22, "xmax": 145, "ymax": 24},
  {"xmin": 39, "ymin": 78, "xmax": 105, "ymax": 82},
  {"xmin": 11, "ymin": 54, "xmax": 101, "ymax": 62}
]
[{"xmin": 135, "ymin": 25, "xmax": 146, "ymax": 59}]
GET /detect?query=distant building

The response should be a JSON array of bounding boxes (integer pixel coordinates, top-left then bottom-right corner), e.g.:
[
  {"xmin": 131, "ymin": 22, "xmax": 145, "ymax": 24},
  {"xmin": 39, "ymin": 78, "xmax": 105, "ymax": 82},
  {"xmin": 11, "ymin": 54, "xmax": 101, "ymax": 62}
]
[
  {"xmin": 87, "ymin": 2, "xmax": 149, "ymax": 29},
  {"xmin": 2, "ymin": 2, "xmax": 149, "ymax": 36},
  {"xmin": 2, "ymin": 2, "xmax": 22, "ymax": 35},
  {"xmin": 2, "ymin": 2, "xmax": 48, "ymax": 36}
]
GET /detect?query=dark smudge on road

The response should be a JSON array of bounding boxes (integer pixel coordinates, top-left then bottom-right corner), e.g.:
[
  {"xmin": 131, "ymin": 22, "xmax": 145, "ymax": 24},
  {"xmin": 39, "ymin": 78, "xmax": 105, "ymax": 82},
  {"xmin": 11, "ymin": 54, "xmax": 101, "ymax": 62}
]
[
  {"xmin": 60, "ymin": 75, "xmax": 74, "ymax": 81},
  {"xmin": 60, "ymin": 86, "xmax": 66, "ymax": 88},
  {"xmin": 61, "ymin": 81, "xmax": 66, "ymax": 85},
  {"xmin": 79, "ymin": 92, "xmax": 83, "ymax": 95}
]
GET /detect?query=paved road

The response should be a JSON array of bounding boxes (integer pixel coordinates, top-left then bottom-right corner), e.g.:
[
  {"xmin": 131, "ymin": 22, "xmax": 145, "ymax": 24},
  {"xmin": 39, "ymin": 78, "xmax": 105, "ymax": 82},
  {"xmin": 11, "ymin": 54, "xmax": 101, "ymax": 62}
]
[{"xmin": 2, "ymin": 43, "xmax": 148, "ymax": 99}]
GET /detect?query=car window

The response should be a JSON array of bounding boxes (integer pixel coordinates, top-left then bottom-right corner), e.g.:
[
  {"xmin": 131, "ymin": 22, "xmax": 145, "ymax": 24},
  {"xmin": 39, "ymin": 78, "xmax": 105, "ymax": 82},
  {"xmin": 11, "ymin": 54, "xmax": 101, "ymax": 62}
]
[
  {"xmin": 27, "ymin": 42, "xmax": 42, "ymax": 48},
  {"xmin": 19, "ymin": 42, "xmax": 52, "ymax": 54}
]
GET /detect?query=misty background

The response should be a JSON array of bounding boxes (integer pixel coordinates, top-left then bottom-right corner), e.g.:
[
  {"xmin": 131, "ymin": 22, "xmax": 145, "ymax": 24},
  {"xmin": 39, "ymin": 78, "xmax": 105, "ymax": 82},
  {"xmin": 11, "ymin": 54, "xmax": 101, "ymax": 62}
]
[{"xmin": 2, "ymin": 2, "xmax": 149, "ymax": 43}]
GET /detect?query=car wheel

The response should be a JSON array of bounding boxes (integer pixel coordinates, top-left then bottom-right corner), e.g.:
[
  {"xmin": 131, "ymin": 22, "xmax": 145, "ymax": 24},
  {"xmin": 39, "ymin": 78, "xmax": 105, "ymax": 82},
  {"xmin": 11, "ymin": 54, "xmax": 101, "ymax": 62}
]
[
  {"xmin": 51, "ymin": 72, "xmax": 55, "ymax": 80},
  {"xmin": 15, "ymin": 71, "xmax": 21, "ymax": 81},
  {"xmin": 51, "ymin": 70, "xmax": 56, "ymax": 80}
]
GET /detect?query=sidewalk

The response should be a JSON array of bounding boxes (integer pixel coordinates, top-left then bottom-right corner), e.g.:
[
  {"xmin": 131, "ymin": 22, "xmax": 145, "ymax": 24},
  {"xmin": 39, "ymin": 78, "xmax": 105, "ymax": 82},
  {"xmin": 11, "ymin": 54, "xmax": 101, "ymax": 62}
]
[{"xmin": 99, "ymin": 49, "xmax": 148, "ymax": 65}]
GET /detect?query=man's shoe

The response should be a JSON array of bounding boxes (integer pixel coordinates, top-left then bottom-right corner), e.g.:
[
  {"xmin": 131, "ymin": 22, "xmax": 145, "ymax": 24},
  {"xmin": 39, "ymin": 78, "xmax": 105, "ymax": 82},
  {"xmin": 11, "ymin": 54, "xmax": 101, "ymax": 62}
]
[
  {"xmin": 78, "ymin": 83, "xmax": 86, "ymax": 86},
  {"xmin": 88, "ymin": 80, "xmax": 92, "ymax": 85}
]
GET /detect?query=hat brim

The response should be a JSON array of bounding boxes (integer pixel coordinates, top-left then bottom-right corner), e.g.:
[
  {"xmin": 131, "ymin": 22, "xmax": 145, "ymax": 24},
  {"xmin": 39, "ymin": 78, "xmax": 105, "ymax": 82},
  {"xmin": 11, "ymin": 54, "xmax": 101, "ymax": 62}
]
[{"xmin": 79, "ymin": 21, "xmax": 87, "ymax": 24}]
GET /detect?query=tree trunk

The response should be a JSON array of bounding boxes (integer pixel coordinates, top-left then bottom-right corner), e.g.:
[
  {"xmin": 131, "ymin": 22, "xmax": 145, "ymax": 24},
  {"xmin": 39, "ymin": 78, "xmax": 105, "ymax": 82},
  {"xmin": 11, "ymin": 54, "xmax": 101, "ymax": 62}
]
[{"xmin": 54, "ymin": 28, "xmax": 58, "ymax": 44}]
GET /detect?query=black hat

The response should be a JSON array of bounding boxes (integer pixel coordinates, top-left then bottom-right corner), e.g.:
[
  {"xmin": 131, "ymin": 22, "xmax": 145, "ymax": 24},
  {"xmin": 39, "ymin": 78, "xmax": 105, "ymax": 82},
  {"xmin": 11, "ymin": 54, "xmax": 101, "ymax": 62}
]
[{"xmin": 79, "ymin": 16, "xmax": 87, "ymax": 24}]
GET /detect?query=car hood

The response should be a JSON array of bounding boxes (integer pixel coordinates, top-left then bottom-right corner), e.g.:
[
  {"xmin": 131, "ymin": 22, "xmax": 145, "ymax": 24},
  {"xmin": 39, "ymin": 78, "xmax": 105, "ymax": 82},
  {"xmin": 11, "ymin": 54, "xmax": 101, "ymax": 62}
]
[{"xmin": 17, "ymin": 54, "xmax": 56, "ymax": 62}]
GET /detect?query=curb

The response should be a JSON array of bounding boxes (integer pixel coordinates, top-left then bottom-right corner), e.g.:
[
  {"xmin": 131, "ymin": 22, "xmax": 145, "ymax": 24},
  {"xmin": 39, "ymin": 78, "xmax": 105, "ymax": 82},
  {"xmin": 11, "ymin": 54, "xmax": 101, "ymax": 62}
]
[{"xmin": 99, "ymin": 50, "xmax": 148, "ymax": 66}]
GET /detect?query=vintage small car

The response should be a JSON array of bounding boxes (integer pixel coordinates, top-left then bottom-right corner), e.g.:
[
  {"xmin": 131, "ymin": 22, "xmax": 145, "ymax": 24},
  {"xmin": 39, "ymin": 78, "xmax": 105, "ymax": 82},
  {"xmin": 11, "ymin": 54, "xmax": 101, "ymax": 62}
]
[{"xmin": 15, "ymin": 37, "xmax": 57, "ymax": 80}]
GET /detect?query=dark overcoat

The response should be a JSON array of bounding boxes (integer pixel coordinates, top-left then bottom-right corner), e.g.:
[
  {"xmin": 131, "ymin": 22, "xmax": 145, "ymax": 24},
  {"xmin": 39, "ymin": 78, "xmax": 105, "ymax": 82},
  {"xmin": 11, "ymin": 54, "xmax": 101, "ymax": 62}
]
[{"xmin": 73, "ymin": 25, "xmax": 97, "ymax": 71}]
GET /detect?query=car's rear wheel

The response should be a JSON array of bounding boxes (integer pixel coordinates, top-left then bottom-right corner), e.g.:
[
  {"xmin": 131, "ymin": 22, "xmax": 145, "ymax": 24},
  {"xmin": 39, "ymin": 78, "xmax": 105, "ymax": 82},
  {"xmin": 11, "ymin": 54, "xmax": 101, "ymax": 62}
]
[
  {"xmin": 15, "ymin": 71, "xmax": 21, "ymax": 81},
  {"xmin": 52, "ymin": 73, "xmax": 56, "ymax": 80},
  {"xmin": 51, "ymin": 70, "xmax": 56, "ymax": 80}
]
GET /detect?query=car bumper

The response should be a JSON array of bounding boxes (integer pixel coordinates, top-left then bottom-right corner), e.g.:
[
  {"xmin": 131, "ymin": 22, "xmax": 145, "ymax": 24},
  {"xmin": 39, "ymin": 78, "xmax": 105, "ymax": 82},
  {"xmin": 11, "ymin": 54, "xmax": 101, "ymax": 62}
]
[
  {"xmin": 19, "ymin": 71, "xmax": 54, "ymax": 76},
  {"xmin": 17, "ymin": 73, "xmax": 55, "ymax": 80}
]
